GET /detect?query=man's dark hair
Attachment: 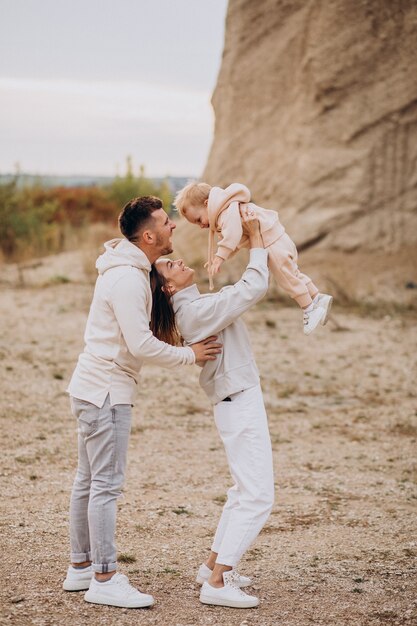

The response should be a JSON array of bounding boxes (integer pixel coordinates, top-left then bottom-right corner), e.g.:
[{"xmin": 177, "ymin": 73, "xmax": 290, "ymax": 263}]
[{"xmin": 119, "ymin": 196, "xmax": 163, "ymax": 241}]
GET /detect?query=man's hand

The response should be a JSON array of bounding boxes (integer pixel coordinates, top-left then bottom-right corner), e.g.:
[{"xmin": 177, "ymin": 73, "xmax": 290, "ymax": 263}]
[{"xmin": 191, "ymin": 335, "xmax": 222, "ymax": 363}]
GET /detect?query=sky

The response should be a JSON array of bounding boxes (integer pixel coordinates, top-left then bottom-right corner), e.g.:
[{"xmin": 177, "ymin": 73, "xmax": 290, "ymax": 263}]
[{"xmin": 0, "ymin": 0, "xmax": 228, "ymax": 177}]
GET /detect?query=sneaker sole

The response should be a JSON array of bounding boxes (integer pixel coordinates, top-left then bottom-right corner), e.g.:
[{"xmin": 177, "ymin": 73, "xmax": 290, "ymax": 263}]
[
  {"xmin": 320, "ymin": 296, "xmax": 333, "ymax": 325},
  {"xmin": 200, "ymin": 594, "xmax": 259, "ymax": 608},
  {"xmin": 84, "ymin": 591, "xmax": 154, "ymax": 608},
  {"xmin": 196, "ymin": 575, "xmax": 252, "ymax": 588},
  {"xmin": 63, "ymin": 579, "xmax": 92, "ymax": 591}
]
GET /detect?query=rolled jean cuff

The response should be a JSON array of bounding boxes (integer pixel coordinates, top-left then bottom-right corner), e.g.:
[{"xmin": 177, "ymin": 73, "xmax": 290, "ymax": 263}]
[
  {"xmin": 92, "ymin": 561, "xmax": 117, "ymax": 574},
  {"xmin": 216, "ymin": 553, "xmax": 239, "ymax": 568},
  {"xmin": 71, "ymin": 551, "xmax": 92, "ymax": 563}
]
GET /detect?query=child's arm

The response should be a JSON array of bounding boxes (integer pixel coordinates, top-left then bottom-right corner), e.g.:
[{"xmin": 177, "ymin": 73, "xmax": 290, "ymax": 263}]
[{"xmin": 215, "ymin": 202, "xmax": 244, "ymax": 261}]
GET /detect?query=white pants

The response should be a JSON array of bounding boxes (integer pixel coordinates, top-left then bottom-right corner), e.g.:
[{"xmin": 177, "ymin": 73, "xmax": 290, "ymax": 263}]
[{"xmin": 211, "ymin": 384, "xmax": 275, "ymax": 566}]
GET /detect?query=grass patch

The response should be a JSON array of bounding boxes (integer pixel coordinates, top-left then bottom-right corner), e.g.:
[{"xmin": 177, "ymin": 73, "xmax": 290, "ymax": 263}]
[
  {"xmin": 131, "ymin": 425, "xmax": 145, "ymax": 435},
  {"xmin": 353, "ymin": 413, "xmax": 370, "ymax": 423},
  {"xmin": 118, "ymin": 553, "xmax": 137, "ymax": 564},
  {"xmin": 161, "ymin": 567, "xmax": 180, "ymax": 576},
  {"xmin": 390, "ymin": 418, "xmax": 417, "ymax": 437},
  {"xmin": 277, "ymin": 385, "xmax": 296, "ymax": 399},
  {"xmin": 15, "ymin": 456, "xmax": 36, "ymax": 464},
  {"xmin": 172, "ymin": 506, "xmax": 192, "ymax": 516},
  {"xmin": 49, "ymin": 275, "xmax": 71, "ymax": 284}
]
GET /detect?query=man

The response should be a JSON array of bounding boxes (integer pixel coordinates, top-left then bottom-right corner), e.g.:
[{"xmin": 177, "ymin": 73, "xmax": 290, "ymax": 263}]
[{"xmin": 63, "ymin": 196, "xmax": 221, "ymax": 609}]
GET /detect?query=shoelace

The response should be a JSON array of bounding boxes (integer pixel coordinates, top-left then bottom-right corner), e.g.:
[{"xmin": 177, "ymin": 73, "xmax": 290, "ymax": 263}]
[
  {"xmin": 114, "ymin": 574, "xmax": 143, "ymax": 596},
  {"xmin": 225, "ymin": 571, "xmax": 247, "ymax": 597}
]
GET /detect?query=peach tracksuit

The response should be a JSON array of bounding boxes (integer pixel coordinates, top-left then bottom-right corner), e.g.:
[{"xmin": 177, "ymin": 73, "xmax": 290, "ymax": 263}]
[{"xmin": 207, "ymin": 183, "xmax": 318, "ymax": 308}]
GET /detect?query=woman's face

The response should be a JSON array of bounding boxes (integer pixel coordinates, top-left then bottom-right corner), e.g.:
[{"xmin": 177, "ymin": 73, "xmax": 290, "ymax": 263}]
[{"xmin": 156, "ymin": 258, "xmax": 195, "ymax": 294}]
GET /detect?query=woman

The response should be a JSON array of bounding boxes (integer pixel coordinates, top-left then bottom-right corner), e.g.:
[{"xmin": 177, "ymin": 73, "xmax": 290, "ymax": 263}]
[{"xmin": 150, "ymin": 211, "xmax": 274, "ymax": 609}]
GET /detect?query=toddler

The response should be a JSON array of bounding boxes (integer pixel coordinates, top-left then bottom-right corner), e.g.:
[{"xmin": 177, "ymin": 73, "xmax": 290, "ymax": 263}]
[{"xmin": 174, "ymin": 182, "xmax": 332, "ymax": 335}]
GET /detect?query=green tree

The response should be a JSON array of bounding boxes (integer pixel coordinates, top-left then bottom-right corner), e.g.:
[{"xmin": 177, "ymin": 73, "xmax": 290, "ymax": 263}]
[
  {"xmin": 106, "ymin": 156, "xmax": 173, "ymax": 212},
  {"xmin": 0, "ymin": 177, "xmax": 60, "ymax": 259}
]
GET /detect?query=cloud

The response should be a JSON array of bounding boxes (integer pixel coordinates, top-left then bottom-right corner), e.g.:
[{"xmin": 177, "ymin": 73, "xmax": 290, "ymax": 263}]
[{"xmin": 0, "ymin": 78, "xmax": 214, "ymax": 176}]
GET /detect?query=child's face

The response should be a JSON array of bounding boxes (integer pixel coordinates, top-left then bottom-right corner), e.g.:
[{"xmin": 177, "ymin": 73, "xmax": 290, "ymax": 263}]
[{"xmin": 185, "ymin": 203, "xmax": 209, "ymax": 229}]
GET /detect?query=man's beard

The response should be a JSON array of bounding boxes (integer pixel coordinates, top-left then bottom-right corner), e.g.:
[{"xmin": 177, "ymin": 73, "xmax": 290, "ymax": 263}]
[{"xmin": 156, "ymin": 233, "xmax": 173, "ymax": 256}]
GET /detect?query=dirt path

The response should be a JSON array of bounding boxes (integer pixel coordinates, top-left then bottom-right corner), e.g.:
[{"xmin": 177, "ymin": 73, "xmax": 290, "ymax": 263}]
[{"xmin": 1, "ymin": 280, "xmax": 416, "ymax": 626}]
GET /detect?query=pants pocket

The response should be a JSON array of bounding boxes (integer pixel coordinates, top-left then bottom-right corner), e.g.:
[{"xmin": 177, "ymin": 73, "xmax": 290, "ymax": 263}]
[
  {"xmin": 71, "ymin": 398, "xmax": 100, "ymax": 437},
  {"xmin": 78, "ymin": 412, "xmax": 99, "ymax": 437}
]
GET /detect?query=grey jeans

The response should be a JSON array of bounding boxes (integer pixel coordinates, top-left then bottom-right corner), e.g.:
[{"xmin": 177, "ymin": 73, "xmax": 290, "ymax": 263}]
[{"xmin": 69, "ymin": 394, "xmax": 131, "ymax": 573}]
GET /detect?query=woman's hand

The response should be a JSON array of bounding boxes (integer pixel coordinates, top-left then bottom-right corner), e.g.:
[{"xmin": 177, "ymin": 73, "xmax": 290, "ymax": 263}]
[
  {"xmin": 240, "ymin": 205, "xmax": 262, "ymax": 248},
  {"xmin": 190, "ymin": 335, "xmax": 222, "ymax": 362}
]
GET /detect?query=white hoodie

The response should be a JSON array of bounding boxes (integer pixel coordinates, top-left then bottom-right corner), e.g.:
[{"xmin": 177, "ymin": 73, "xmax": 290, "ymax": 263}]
[{"xmin": 67, "ymin": 238, "xmax": 195, "ymax": 407}]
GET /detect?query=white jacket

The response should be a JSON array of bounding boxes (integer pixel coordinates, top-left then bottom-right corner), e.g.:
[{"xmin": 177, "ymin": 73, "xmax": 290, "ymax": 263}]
[
  {"xmin": 67, "ymin": 238, "xmax": 195, "ymax": 407},
  {"xmin": 172, "ymin": 249, "xmax": 268, "ymax": 405}
]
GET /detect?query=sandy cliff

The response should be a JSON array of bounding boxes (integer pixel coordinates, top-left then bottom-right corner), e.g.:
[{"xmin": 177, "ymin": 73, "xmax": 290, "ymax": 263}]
[{"xmin": 204, "ymin": 0, "xmax": 417, "ymax": 255}]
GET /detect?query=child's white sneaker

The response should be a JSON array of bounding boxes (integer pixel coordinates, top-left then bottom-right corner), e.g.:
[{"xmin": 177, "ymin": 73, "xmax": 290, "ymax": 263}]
[
  {"xmin": 196, "ymin": 563, "xmax": 252, "ymax": 588},
  {"xmin": 316, "ymin": 293, "xmax": 333, "ymax": 325},
  {"xmin": 303, "ymin": 306, "xmax": 325, "ymax": 335},
  {"xmin": 84, "ymin": 572, "xmax": 154, "ymax": 608},
  {"xmin": 199, "ymin": 570, "xmax": 259, "ymax": 608},
  {"xmin": 62, "ymin": 565, "xmax": 93, "ymax": 591}
]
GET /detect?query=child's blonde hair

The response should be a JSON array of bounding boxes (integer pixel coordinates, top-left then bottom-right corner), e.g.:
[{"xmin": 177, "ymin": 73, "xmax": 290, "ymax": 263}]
[{"xmin": 174, "ymin": 182, "xmax": 212, "ymax": 216}]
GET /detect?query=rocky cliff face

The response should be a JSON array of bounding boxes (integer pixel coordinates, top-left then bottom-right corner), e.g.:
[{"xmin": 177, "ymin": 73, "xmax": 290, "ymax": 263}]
[{"xmin": 204, "ymin": 0, "xmax": 417, "ymax": 254}]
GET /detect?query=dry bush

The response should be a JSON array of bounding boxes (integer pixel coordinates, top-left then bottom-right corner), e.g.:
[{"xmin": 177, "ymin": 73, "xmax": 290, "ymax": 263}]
[{"xmin": 80, "ymin": 223, "xmax": 120, "ymax": 283}]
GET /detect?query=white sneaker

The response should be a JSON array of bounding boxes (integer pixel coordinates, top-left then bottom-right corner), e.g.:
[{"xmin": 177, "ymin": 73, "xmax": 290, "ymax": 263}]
[
  {"xmin": 84, "ymin": 572, "xmax": 154, "ymax": 608},
  {"xmin": 200, "ymin": 570, "xmax": 259, "ymax": 608},
  {"xmin": 196, "ymin": 563, "xmax": 252, "ymax": 588},
  {"xmin": 316, "ymin": 293, "xmax": 333, "ymax": 325},
  {"xmin": 63, "ymin": 565, "xmax": 93, "ymax": 591},
  {"xmin": 303, "ymin": 306, "xmax": 325, "ymax": 335}
]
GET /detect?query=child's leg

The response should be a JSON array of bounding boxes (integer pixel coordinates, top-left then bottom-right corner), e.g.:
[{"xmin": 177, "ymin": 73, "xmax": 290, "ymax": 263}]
[
  {"xmin": 267, "ymin": 234, "xmax": 318, "ymax": 308},
  {"xmin": 299, "ymin": 270, "xmax": 319, "ymax": 300},
  {"xmin": 212, "ymin": 385, "xmax": 274, "ymax": 568}
]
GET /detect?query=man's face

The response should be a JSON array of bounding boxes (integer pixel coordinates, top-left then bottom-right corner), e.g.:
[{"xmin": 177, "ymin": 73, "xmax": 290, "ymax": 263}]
[{"xmin": 150, "ymin": 208, "xmax": 176, "ymax": 255}]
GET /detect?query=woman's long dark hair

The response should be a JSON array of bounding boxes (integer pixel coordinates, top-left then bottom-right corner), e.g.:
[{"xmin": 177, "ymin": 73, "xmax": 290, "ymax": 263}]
[{"xmin": 150, "ymin": 264, "xmax": 181, "ymax": 346}]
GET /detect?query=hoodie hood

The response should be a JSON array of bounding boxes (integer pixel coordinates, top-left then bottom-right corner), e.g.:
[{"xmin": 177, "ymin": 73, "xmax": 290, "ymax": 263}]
[
  {"xmin": 208, "ymin": 183, "xmax": 251, "ymax": 229},
  {"xmin": 95, "ymin": 238, "xmax": 152, "ymax": 275}
]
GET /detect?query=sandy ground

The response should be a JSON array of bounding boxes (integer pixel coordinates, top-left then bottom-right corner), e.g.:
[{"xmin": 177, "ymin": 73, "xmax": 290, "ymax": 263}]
[{"xmin": 1, "ymin": 254, "xmax": 416, "ymax": 626}]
